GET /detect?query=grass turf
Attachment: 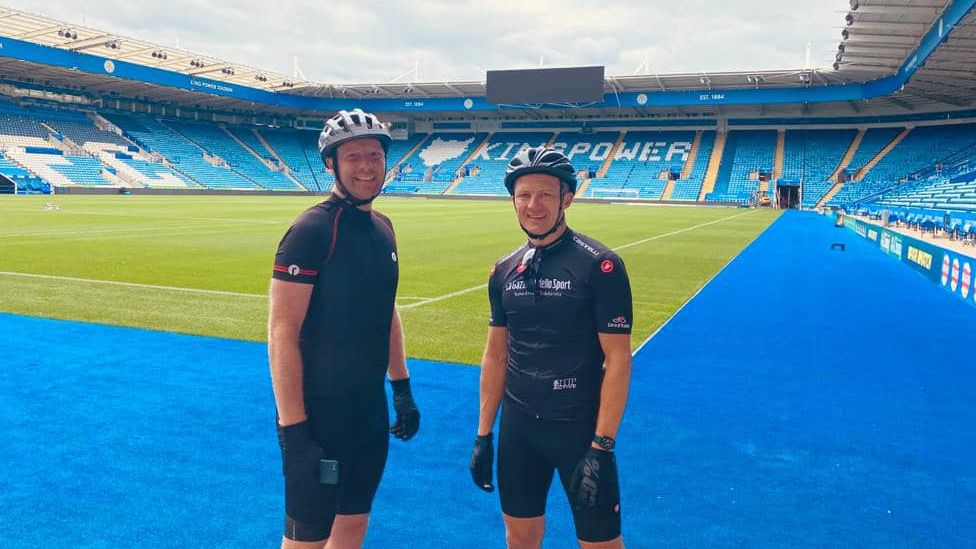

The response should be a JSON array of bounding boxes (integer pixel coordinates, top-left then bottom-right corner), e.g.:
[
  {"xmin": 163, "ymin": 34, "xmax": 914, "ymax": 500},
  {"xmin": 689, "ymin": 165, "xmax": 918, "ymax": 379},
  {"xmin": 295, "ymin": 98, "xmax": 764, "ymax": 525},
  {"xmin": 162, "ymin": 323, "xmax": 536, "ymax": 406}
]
[{"xmin": 0, "ymin": 195, "xmax": 779, "ymax": 364}]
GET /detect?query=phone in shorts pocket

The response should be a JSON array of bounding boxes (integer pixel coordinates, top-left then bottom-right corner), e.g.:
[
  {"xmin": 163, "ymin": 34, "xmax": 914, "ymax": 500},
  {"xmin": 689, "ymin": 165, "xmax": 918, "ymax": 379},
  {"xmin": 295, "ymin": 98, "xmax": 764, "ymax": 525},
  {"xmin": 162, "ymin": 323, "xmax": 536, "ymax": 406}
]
[{"xmin": 319, "ymin": 459, "xmax": 340, "ymax": 485}]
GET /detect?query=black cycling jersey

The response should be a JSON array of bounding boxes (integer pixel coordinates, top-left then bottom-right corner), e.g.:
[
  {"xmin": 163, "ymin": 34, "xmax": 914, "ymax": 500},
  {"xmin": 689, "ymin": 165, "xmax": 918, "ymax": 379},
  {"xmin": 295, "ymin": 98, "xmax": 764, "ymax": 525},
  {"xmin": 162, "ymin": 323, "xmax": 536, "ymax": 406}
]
[
  {"xmin": 273, "ymin": 197, "xmax": 399, "ymax": 397},
  {"xmin": 488, "ymin": 228, "xmax": 632, "ymax": 421}
]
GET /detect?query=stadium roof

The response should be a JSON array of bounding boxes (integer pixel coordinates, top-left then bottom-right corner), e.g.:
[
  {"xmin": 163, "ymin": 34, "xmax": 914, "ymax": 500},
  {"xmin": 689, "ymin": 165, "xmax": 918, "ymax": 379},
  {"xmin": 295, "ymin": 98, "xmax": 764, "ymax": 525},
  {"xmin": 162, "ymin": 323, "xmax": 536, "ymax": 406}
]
[{"xmin": 0, "ymin": 1, "xmax": 974, "ymax": 119}]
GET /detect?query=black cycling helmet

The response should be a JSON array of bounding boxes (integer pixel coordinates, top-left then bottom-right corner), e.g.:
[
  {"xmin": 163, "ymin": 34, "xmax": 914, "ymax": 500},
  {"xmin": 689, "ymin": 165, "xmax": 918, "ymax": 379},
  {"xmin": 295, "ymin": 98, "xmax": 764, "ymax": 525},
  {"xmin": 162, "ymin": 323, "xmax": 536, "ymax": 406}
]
[{"xmin": 504, "ymin": 146, "xmax": 577, "ymax": 195}]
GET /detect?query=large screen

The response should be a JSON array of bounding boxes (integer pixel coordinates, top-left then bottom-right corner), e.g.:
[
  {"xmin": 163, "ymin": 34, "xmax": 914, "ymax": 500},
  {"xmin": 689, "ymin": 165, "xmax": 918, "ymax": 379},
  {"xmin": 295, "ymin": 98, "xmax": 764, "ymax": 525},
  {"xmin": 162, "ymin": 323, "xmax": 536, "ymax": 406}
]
[{"xmin": 486, "ymin": 66, "xmax": 605, "ymax": 104}]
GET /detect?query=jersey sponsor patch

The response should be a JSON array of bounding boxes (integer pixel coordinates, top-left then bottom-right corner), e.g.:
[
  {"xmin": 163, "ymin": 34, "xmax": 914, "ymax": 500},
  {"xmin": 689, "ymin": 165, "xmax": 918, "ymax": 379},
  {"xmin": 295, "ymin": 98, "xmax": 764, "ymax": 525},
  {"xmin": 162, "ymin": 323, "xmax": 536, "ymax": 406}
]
[
  {"xmin": 552, "ymin": 377, "xmax": 577, "ymax": 391},
  {"xmin": 274, "ymin": 264, "xmax": 318, "ymax": 277},
  {"xmin": 600, "ymin": 259, "xmax": 614, "ymax": 273},
  {"xmin": 572, "ymin": 235, "xmax": 600, "ymax": 256},
  {"xmin": 607, "ymin": 315, "xmax": 631, "ymax": 329}
]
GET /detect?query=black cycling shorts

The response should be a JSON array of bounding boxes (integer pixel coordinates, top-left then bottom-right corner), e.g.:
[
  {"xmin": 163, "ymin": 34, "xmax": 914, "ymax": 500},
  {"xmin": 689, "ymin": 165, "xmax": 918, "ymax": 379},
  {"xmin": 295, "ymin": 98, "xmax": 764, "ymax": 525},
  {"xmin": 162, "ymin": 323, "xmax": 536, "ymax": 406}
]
[
  {"xmin": 283, "ymin": 382, "xmax": 389, "ymax": 542},
  {"xmin": 497, "ymin": 403, "xmax": 621, "ymax": 543}
]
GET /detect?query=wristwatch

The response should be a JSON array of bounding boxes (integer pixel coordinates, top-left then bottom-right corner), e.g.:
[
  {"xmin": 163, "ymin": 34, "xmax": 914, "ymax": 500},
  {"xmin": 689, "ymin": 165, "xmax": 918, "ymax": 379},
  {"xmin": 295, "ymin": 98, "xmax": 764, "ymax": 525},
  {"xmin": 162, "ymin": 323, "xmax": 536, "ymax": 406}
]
[{"xmin": 592, "ymin": 435, "xmax": 616, "ymax": 452}]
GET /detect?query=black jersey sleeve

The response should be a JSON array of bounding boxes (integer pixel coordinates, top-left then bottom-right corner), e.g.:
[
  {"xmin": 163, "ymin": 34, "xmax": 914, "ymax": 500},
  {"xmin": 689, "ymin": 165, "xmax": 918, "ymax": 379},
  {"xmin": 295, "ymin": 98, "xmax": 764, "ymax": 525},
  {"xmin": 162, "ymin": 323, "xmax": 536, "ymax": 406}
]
[
  {"xmin": 272, "ymin": 210, "xmax": 332, "ymax": 285},
  {"xmin": 488, "ymin": 263, "xmax": 507, "ymax": 327},
  {"xmin": 592, "ymin": 251, "xmax": 633, "ymax": 334}
]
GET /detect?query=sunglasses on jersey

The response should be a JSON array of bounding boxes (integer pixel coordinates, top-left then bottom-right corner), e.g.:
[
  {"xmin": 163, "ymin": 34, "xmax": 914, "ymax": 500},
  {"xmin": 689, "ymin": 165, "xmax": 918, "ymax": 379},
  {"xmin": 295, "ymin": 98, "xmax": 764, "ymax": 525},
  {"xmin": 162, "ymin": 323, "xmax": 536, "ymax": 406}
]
[{"xmin": 518, "ymin": 247, "xmax": 542, "ymax": 295}]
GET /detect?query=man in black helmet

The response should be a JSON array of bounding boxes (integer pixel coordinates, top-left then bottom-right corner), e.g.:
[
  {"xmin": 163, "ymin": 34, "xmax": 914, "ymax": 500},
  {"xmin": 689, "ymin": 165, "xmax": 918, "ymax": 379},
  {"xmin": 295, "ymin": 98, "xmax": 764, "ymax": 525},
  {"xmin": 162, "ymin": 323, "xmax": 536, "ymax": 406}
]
[
  {"xmin": 269, "ymin": 108, "xmax": 420, "ymax": 549},
  {"xmin": 470, "ymin": 146, "xmax": 633, "ymax": 548}
]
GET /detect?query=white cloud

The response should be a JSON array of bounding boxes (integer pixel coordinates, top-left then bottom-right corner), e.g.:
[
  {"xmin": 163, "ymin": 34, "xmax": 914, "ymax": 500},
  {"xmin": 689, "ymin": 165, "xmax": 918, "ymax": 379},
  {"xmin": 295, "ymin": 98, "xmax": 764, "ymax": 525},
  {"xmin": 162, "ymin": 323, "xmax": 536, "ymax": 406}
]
[{"xmin": 11, "ymin": 0, "xmax": 849, "ymax": 83}]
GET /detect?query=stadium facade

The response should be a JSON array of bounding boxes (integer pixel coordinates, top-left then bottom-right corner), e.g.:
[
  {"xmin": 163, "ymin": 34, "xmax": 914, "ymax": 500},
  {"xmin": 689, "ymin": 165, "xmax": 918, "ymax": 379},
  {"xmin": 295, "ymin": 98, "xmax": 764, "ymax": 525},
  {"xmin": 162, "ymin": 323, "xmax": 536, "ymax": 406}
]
[{"xmin": 0, "ymin": 1, "xmax": 975, "ymax": 224}]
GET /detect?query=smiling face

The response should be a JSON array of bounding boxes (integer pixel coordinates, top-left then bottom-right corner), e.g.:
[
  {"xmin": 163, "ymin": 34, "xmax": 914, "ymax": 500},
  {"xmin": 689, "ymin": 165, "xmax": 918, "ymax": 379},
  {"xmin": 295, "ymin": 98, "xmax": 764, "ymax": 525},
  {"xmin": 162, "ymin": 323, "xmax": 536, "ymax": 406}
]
[
  {"xmin": 512, "ymin": 173, "xmax": 574, "ymax": 241},
  {"xmin": 326, "ymin": 137, "xmax": 386, "ymax": 202}
]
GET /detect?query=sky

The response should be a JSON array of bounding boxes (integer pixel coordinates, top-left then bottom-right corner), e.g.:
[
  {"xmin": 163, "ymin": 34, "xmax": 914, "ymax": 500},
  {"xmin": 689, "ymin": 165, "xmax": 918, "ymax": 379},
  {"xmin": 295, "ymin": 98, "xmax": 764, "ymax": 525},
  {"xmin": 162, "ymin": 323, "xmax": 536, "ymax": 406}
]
[{"xmin": 10, "ymin": 1, "xmax": 850, "ymax": 84}]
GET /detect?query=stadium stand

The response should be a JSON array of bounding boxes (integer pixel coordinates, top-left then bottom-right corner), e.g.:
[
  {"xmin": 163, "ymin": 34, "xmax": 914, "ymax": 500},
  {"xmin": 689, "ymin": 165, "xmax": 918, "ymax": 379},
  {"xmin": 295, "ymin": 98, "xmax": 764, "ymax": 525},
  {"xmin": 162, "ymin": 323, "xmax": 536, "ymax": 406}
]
[
  {"xmin": 383, "ymin": 132, "xmax": 429, "ymax": 192},
  {"xmin": 829, "ymin": 123, "xmax": 976, "ymax": 207},
  {"xmin": 548, "ymin": 131, "xmax": 620, "ymax": 197},
  {"xmin": 7, "ymin": 90, "xmax": 976, "ymax": 212},
  {"xmin": 670, "ymin": 131, "xmax": 715, "ymax": 201},
  {"xmin": 5, "ymin": 147, "xmax": 111, "ymax": 187},
  {"xmin": 392, "ymin": 133, "xmax": 487, "ymax": 194},
  {"xmin": 451, "ymin": 132, "xmax": 551, "ymax": 195},
  {"xmin": 708, "ymin": 130, "xmax": 777, "ymax": 203},
  {"xmin": 104, "ymin": 114, "xmax": 259, "ymax": 190},
  {"xmin": 580, "ymin": 131, "xmax": 695, "ymax": 199},
  {"xmin": 843, "ymin": 127, "xmax": 904, "ymax": 180},
  {"xmin": 165, "ymin": 120, "xmax": 299, "ymax": 190},
  {"xmin": 780, "ymin": 129, "xmax": 857, "ymax": 207},
  {"xmin": 260, "ymin": 127, "xmax": 333, "ymax": 192},
  {"xmin": 0, "ymin": 150, "xmax": 48, "ymax": 193}
]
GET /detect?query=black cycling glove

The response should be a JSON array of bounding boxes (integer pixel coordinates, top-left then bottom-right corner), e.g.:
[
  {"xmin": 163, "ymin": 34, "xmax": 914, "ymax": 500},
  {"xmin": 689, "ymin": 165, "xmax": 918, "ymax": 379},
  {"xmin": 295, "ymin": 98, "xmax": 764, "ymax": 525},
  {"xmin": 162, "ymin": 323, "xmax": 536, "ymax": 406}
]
[
  {"xmin": 470, "ymin": 433, "xmax": 495, "ymax": 492},
  {"xmin": 390, "ymin": 378, "xmax": 420, "ymax": 441},
  {"xmin": 568, "ymin": 447, "xmax": 619, "ymax": 510}
]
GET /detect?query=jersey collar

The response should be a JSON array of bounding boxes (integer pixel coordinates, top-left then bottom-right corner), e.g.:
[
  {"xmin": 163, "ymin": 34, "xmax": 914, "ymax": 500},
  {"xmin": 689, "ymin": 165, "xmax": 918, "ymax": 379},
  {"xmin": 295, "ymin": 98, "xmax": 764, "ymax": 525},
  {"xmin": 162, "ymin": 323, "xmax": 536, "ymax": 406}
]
[{"xmin": 529, "ymin": 227, "xmax": 573, "ymax": 253}]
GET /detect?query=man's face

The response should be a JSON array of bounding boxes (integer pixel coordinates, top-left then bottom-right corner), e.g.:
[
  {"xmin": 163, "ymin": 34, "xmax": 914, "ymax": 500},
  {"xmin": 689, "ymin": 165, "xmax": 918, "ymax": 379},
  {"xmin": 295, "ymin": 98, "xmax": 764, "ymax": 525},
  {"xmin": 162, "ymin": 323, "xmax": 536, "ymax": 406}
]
[
  {"xmin": 327, "ymin": 138, "xmax": 386, "ymax": 200},
  {"xmin": 512, "ymin": 173, "xmax": 573, "ymax": 235}
]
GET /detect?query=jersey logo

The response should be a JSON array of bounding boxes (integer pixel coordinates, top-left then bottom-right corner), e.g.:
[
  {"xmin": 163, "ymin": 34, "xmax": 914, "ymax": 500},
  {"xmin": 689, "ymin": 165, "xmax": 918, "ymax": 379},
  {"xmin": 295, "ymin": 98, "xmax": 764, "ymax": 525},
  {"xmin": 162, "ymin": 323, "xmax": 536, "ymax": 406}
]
[
  {"xmin": 274, "ymin": 264, "xmax": 318, "ymax": 277},
  {"xmin": 573, "ymin": 235, "xmax": 600, "ymax": 256},
  {"xmin": 600, "ymin": 259, "xmax": 614, "ymax": 273},
  {"xmin": 553, "ymin": 377, "xmax": 577, "ymax": 391},
  {"xmin": 516, "ymin": 263, "xmax": 527, "ymax": 274},
  {"xmin": 392, "ymin": 252, "xmax": 398, "ymax": 263},
  {"xmin": 608, "ymin": 316, "xmax": 631, "ymax": 329}
]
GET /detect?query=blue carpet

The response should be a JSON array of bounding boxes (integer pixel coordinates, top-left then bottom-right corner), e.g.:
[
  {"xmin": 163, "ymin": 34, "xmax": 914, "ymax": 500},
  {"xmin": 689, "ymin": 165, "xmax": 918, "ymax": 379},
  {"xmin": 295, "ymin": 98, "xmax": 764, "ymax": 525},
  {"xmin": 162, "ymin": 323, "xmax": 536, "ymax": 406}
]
[
  {"xmin": 1, "ymin": 210, "xmax": 973, "ymax": 548},
  {"xmin": 625, "ymin": 211, "xmax": 975, "ymax": 548}
]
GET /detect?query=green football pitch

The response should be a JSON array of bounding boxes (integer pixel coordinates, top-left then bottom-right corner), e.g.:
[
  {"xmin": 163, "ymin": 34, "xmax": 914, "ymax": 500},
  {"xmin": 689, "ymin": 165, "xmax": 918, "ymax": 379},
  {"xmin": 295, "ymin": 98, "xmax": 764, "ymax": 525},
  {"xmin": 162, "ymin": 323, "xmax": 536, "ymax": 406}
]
[{"xmin": 0, "ymin": 195, "xmax": 780, "ymax": 365}]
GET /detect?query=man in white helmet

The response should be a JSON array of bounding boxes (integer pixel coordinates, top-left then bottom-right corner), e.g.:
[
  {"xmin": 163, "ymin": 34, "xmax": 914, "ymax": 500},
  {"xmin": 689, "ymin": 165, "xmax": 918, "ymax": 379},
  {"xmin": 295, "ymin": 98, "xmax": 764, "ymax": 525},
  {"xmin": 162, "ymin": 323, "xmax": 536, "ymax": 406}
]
[
  {"xmin": 269, "ymin": 109, "xmax": 420, "ymax": 548},
  {"xmin": 470, "ymin": 146, "xmax": 633, "ymax": 548}
]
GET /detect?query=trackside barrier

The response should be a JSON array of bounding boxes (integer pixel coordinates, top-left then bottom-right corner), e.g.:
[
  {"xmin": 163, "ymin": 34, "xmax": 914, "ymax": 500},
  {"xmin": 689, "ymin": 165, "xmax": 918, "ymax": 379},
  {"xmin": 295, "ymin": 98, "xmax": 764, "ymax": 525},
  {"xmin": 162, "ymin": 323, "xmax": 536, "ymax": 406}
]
[{"xmin": 844, "ymin": 216, "xmax": 976, "ymax": 308}]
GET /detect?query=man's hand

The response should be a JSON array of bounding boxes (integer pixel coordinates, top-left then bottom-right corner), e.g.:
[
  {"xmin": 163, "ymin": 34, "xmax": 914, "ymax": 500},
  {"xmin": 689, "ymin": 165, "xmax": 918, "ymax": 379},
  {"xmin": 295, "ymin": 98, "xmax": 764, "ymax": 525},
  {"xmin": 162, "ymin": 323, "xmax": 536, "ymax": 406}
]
[
  {"xmin": 568, "ymin": 447, "xmax": 619, "ymax": 510},
  {"xmin": 277, "ymin": 421, "xmax": 326, "ymax": 485},
  {"xmin": 470, "ymin": 433, "xmax": 495, "ymax": 492},
  {"xmin": 390, "ymin": 378, "xmax": 420, "ymax": 441}
]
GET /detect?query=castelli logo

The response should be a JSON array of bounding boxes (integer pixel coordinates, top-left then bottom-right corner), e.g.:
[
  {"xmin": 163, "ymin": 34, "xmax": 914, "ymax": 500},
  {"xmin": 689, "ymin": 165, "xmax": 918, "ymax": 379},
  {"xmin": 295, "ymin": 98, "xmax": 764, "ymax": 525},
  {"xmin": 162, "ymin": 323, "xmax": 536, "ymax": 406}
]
[{"xmin": 600, "ymin": 260, "xmax": 614, "ymax": 273}]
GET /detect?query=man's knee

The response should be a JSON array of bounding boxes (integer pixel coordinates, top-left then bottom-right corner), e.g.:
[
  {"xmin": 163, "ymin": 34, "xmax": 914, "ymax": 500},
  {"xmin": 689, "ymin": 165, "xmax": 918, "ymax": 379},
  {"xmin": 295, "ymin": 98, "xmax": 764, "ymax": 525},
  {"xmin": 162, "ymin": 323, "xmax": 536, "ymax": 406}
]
[
  {"xmin": 281, "ymin": 536, "xmax": 326, "ymax": 549},
  {"xmin": 325, "ymin": 514, "xmax": 369, "ymax": 548},
  {"xmin": 578, "ymin": 536, "xmax": 623, "ymax": 549},
  {"xmin": 503, "ymin": 514, "xmax": 545, "ymax": 549}
]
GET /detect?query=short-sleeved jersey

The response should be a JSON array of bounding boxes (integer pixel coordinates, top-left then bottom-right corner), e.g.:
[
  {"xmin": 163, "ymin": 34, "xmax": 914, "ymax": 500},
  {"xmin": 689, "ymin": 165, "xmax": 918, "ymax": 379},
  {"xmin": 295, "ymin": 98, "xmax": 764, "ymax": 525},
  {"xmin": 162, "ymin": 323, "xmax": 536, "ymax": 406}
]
[
  {"xmin": 488, "ymin": 228, "xmax": 632, "ymax": 421},
  {"xmin": 273, "ymin": 197, "xmax": 399, "ymax": 397}
]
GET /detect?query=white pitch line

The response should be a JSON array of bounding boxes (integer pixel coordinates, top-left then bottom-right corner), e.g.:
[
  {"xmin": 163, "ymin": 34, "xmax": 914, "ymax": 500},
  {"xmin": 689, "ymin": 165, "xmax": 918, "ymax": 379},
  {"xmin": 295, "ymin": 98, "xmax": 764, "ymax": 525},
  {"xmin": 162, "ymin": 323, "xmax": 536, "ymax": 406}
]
[
  {"xmin": 612, "ymin": 210, "xmax": 756, "ymax": 251},
  {"xmin": 399, "ymin": 283, "xmax": 489, "ymax": 309},
  {"xmin": 402, "ymin": 210, "xmax": 758, "ymax": 310},
  {"xmin": 0, "ymin": 210, "xmax": 760, "ymax": 310},
  {"xmin": 0, "ymin": 221, "xmax": 264, "ymax": 239},
  {"xmin": 0, "ymin": 270, "xmax": 436, "ymax": 303},
  {"xmin": 0, "ymin": 271, "xmax": 267, "ymax": 298},
  {"xmin": 631, "ymin": 210, "xmax": 776, "ymax": 356},
  {"xmin": 0, "ymin": 206, "xmax": 288, "ymax": 225}
]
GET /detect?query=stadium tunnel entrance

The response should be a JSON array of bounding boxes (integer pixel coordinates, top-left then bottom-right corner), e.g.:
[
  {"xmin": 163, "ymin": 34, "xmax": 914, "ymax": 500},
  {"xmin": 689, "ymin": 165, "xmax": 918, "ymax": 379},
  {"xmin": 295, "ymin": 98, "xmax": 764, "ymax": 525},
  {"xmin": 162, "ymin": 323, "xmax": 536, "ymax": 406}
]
[
  {"xmin": 0, "ymin": 175, "xmax": 15, "ymax": 194},
  {"xmin": 777, "ymin": 182, "xmax": 800, "ymax": 209}
]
